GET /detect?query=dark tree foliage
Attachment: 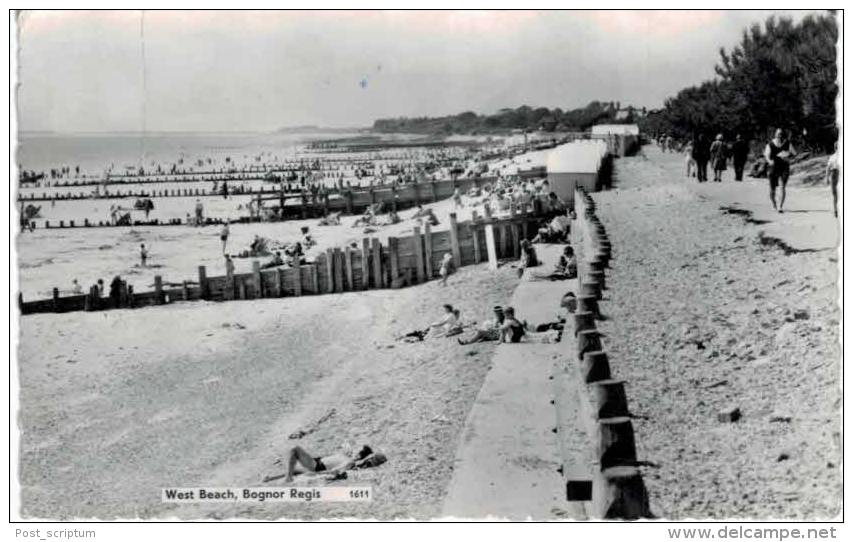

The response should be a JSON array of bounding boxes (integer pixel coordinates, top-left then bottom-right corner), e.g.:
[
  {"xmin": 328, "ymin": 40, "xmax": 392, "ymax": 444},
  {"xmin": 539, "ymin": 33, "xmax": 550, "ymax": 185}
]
[
  {"xmin": 639, "ymin": 13, "xmax": 838, "ymax": 152},
  {"xmin": 373, "ymin": 101, "xmax": 633, "ymax": 135}
]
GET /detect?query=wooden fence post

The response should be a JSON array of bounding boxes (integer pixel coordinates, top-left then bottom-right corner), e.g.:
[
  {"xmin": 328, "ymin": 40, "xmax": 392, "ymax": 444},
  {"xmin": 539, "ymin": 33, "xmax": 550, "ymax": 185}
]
[
  {"xmin": 361, "ymin": 238, "xmax": 371, "ymax": 290},
  {"xmin": 597, "ymin": 417, "xmax": 637, "ymax": 470},
  {"xmin": 198, "ymin": 266, "xmax": 209, "ymax": 300},
  {"xmin": 371, "ymin": 238, "xmax": 383, "ymax": 288},
  {"xmin": 182, "ymin": 280, "xmax": 189, "ymax": 301},
  {"xmin": 154, "ymin": 275, "xmax": 164, "ymax": 304},
  {"xmin": 484, "ymin": 224, "xmax": 498, "ymax": 270},
  {"xmin": 272, "ymin": 268, "xmax": 282, "ymax": 297},
  {"xmin": 471, "ymin": 211, "xmax": 482, "ymax": 263},
  {"xmin": 309, "ymin": 264, "xmax": 319, "ymax": 294},
  {"xmin": 582, "ymin": 351, "xmax": 612, "ymax": 383},
  {"xmin": 253, "ymin": 260, "xmax": 263, "ymax": 298},
  {"xmin": 472, "ymin": 223, "xmax": 482, "ymax": 263},
  {"xmin": 52, "ymin": 287, "xmax": 60, "ymax": 312},
  {"xmin": 344, "ymin": 247, "xmax": 355, "ymax": 290},
  {"xmin": 388, "ymin": 238, "xmax": 400, "ymax": 287},
  {"xmin": 593, "ymin": 466, "xmax": 652, "ymax": 519},
  {"xmin": 423, "ymin": 223, "xmax": 433, "ymax": 279},
  {"xmin": 83, "ymin": 287, "xmax": 94, "ymax": 311},
  {"xmin": 449, "ymin": 212, "xmax": 462, "ymax": 268},
  {"xmin": 592, "ymin": 380, "xmax": 630, "ymax": 419},
  {"xmin": 323, "ymin": 250, "xmax": 335, "ymax": 293},
  {"xmin": 294, "ymin": 267, "xmax": 303, "ymax": 296},
  {"xmin": 333, "ymin": 248, "xmax": 344, "ymax": 292},
  {"xmin": 413, "ymin": 226, "xmax": 425, "ymax": 284}
]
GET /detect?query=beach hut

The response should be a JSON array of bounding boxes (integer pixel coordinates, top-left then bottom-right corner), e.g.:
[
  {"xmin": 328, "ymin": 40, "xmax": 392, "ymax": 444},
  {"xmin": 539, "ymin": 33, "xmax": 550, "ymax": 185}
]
[{"xmin": 545, "ymin": 141, "xmax": 609, "ymax": 204}]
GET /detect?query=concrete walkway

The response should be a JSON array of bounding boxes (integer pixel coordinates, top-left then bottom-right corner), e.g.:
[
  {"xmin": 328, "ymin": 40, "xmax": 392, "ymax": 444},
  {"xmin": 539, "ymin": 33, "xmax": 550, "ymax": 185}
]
[{"xmin": 442, "ymin": 244, "xmax": 587, "ymax": 520}]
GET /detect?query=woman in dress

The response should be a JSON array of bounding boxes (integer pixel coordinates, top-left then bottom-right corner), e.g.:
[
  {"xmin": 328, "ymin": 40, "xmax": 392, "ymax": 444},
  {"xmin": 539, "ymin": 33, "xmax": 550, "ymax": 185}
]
[{"xmin": 709, "ymin": 134, "xmax": 728, "ymax": 182}]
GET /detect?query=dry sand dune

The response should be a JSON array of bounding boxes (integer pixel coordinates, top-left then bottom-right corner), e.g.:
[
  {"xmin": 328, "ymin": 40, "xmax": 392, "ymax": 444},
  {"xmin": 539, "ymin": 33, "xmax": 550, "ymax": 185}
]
[
  {"xmin": 17, "ymin": 264, "xmax": 520, "ymax": 519},
  {"xmin": 596, "ymin": 146, "xmax": 840, "ymax": 519}
]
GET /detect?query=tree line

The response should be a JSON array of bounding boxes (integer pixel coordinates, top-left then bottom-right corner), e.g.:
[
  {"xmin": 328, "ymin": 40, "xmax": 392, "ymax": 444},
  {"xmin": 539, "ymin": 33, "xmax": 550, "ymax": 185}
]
[
  {"xmin": 640, "ymin": 13, "xmax": 838, "ymax": 153},
  {"xmin": 373, "ymin": 102, "xmax": 644, "ymax": 135}
]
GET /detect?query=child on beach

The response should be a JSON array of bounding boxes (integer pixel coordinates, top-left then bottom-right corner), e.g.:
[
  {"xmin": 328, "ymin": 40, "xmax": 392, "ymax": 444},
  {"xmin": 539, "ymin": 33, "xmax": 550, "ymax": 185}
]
[
  {"xmin": 439, "ymin": 253, "xmax": 453, "ymax": 285},
  {"xmin": 194, "ymin": 199, "xmax": 204, "ymax": 225},
  {"xmin": 518, "ymin": 239, "xmax": 539, "ymax": 276},
  {"xmin": 225, "ymin": 254, "xmax": 235, "ymax": 276},
  {"xmin": 140, "ymin": 244, "xmax": 148, "ymax": 267},
  {"xmin": 71, "ymin": 279, "xmax": 82, "ymax": 294},
  {"xmin": 426, "ymin": 304, "xmax": 461, "ymax": 338},
  {"xmin": 220, "ymin": 222, "xmax": 230, "ymax": 253},
  {"xmin": 498, "ymin": 307, "xmax": 525, "ymax": 343}
]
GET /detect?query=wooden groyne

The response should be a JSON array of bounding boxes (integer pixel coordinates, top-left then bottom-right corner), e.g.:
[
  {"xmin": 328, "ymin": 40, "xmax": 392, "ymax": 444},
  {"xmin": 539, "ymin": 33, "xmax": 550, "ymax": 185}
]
[
  {"xmin": 21, "ymin": 175, "xmax": 530, "ymax": 229},
  {"xmin": 560, "ymin": 187, "xmax": 652, "ymax": 519},
  {"xmin": 19, "ymin": 205, "xmax": 551, "ymax": 316}
]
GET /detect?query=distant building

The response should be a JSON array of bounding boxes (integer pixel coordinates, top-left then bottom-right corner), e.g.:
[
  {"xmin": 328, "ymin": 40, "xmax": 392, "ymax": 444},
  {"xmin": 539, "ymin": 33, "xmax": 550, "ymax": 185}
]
[
  {"xmin": 591, "ymin": 124, "xmax": 640, "ymax": 136},
  {"xmin": 591, "ymin": 124, "xmax": 640, "ymax": 156}
]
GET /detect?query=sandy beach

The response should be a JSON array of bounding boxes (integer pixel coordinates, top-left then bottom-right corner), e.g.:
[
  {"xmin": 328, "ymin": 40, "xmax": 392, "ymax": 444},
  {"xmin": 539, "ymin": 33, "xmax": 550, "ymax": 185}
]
[
  {"xmin": 17, "ymin": 192, "xmax": 486, "ymax": 300},
  {"xmin": 17, "ymin": 263, "xmax": 520, "ymax": 519},
  {"xmin": 595, "ymin": 146, "xmax": 840, "ymax": 519}
]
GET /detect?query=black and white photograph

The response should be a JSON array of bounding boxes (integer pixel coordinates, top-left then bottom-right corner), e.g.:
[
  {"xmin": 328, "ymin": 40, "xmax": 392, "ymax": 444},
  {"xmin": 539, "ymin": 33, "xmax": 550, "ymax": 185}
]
[{"xmin": 8, "ymin": 7, "xmax": 844, "ymax": 526}]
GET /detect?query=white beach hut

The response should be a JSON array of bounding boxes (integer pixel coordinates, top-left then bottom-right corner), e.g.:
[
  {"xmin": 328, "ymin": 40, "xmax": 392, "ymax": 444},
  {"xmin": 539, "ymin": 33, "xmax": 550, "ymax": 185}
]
[{"xmin": 545, "ymin": 140, "xmax": 609, "ymax": 203}]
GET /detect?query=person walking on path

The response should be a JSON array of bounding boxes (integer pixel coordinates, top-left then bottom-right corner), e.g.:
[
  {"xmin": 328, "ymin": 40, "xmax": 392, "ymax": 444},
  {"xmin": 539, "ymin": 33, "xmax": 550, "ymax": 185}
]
[
  {"xmin": 826, "ymin": 143, "xmax": 840, "ymax": 218},
  {"xmin": 709, "ymin": 134, "xmax": 728, "ymax": 182},
  {"xmin": 692, "ymin": 134, "xmax": 710, "ymax": 182},
  {"xmin": 764, "ymin": 129, "xmax": 796, "ymax": 213},
  {"xmin": 684, "ymin": 140, "xmax": 697, "ymax": 178},
  {"xmin": 220, "ymin": 222, "xmax": 230, "ymax": 254},
  {"xmin": 731, "ymin": 134, "xmax": 750, "ymax": 181}
]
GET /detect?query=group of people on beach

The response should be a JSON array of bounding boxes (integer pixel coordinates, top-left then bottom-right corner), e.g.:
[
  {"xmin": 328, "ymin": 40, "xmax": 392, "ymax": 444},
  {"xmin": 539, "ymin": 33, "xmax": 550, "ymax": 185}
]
[
  {"xmin": 397, "ymin": 304, "xmax": 546, "ymax": 344},
  {"xmin": 681, "ymin": 133, "xmax": 751, "ymax": 183},
  {"xmin": 672, "ymin": 128, "xmax": 840, "ymax": 216}
]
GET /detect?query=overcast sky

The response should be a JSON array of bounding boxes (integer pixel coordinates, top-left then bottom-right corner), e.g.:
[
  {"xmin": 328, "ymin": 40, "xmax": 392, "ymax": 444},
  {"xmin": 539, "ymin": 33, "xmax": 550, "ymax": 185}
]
[{"xmin": 15, "ymin": 10, "xmax": 823, "ymax": 133}]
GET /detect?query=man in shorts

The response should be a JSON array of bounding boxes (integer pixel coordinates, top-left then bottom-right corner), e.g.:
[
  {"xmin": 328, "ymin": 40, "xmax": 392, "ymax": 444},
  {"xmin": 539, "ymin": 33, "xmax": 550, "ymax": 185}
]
[{"xmin": 764, "ymin": 129, "xmax": 796, "ymax": 212}]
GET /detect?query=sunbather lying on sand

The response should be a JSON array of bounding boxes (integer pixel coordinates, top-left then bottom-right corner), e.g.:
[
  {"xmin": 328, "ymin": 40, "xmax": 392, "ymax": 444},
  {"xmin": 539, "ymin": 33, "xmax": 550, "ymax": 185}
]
[
  {"xmin": 263, "ymin": 444, "xmax": 386, "ymax": 483},
  {"xmin": 318, "ymin": 212, "xmax": 342, "ymax": 226}
]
